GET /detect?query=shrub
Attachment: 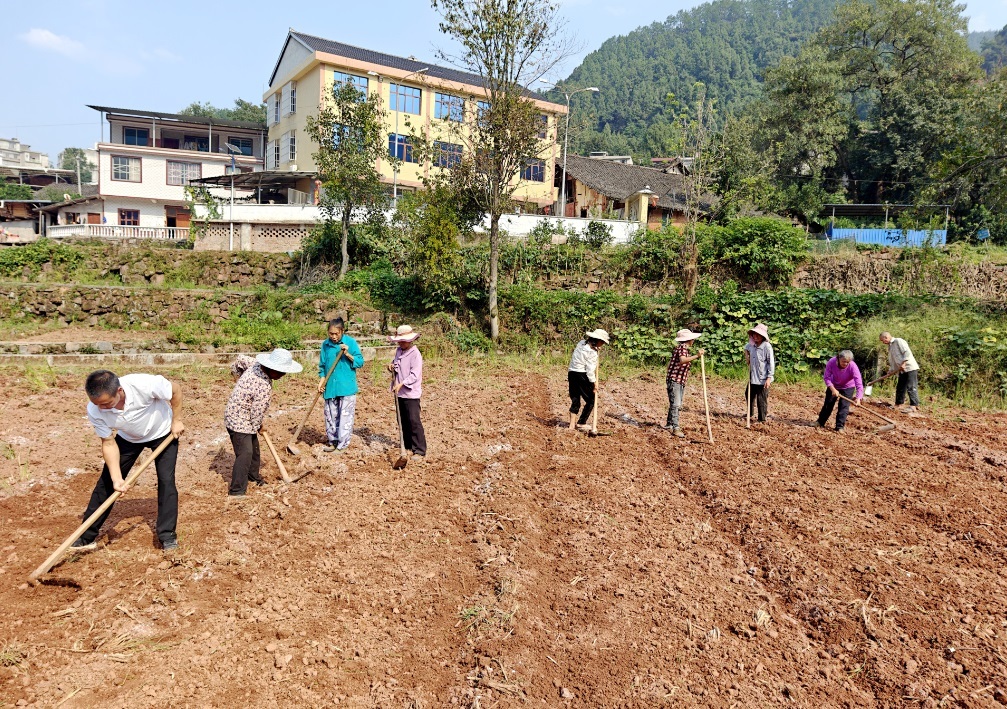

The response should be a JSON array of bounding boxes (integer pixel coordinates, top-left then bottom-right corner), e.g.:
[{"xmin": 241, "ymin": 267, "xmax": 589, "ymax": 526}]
[
  {"xmin": 583, "ymin": 220, "xmax": 614, "ymax": 248},
  {"xmin": 713, "ymin": 217, "xmax": 808, "ymax": 286}
]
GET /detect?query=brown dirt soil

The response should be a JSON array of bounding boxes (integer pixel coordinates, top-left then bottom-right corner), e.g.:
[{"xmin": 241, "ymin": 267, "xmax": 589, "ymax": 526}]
[{"xmin": 2, "ymin": 360, "xmax": 1007, "ymax": 707}]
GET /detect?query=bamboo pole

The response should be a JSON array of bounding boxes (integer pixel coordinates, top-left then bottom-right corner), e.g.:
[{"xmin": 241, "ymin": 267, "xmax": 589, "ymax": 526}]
[{"xmin": 700, "ymin": 353, "xmax": 714, "ymax": 443}]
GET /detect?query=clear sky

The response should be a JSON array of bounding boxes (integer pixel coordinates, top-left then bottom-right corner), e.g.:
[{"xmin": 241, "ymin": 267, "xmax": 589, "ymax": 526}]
[{"xmin": 5, "ymin": 0, "xmax": 1006, "ymax": 162}]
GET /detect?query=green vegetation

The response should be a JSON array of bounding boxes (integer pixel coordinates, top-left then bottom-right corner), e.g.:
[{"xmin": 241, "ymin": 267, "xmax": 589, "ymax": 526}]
[
  {"xmin": 0, "ymin": 184, "xmax": 33, "ymax": 200},
  {"xmin": 178, "ymin": 98, "xmax": 266, "ymax": 124},
  {"xmin": 0, "ymin": 239, "xmax": 85, "ymax": 278}
]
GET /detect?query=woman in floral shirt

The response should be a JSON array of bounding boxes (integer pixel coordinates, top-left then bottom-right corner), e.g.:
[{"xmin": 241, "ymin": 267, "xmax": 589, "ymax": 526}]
[{"xmin": 224, "ymin": 348, "xmax": 302, "ymax": 497}]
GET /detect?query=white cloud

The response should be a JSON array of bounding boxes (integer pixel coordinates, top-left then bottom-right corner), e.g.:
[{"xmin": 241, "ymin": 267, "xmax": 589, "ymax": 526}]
[
  {"xmin": 19, "ymin": 27, "xmax": 174, "ymax": 77},
  {"xmin": 20, "ymin": 28, "xmax": 86, "ymax": 58}
]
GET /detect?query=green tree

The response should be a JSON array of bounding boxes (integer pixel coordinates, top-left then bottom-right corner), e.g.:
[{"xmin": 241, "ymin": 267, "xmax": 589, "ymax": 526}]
[
  {"xmin": 305, "ymin": 81, "xmax": 392, "ymax": 277},
  {"xmin": 178, "ymin": 99, "xmax": 266, "ymax": 124},
  {"xmin": 57, "ymin": 148, "xmax": 95, "ymax": 185},
  {"xmin": 430, "ymin": 0, "xmax": 570, "ymax": 341},
  {"xmin": 980, "ymin": 26, "xmax": 1007, "ymax": 74}
]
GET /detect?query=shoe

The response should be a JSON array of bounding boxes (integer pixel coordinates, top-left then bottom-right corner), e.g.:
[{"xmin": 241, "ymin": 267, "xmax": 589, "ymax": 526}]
[
  {"xmin": 251, "ymin": 478, "xmax": 267, "ymax": 487},
  {"xmin": 332, "ymin": 447, "xmax": 346, "ymax": 454},
  {"xmin": 814, "ymin": 421, "xmax": 825, "ymax": 428},
  {"xmin": 322, "ymin": 444, "xmax": 336, "ymax": 453},
  {"xmin": 672, "ymin": 427, "xmax": 685, "ymax": 438},
  {"xmin": 900, "ymin": 406, "xmax": 918, "ymax": 414},
  {"xmin": 228, "ymin": 492, "xmax": 246, "ymax": 498},
  {"xmin": 834, "ymin": 427, "xmax": 846, "ymax": 434},
  {"xmin": 161, "ymin": 538, "xmax": 179, "ymax": 552},
  {"xmin": 411, "ymin": 454, "xmax": 426, "ymax": 463},
  {"xmin": 71, "ymin": 538, "xmax": 97, "ymax": 551}
]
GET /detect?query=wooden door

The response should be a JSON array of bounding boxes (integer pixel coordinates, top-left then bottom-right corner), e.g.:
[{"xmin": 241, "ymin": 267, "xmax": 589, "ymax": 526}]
[
  {"xmin": 87, "ymin": 213, "xmax": 101, "ymax": 224},
  {"xmin": 175, "ymin": 209, "xmax": 191, "ymax": 228}
]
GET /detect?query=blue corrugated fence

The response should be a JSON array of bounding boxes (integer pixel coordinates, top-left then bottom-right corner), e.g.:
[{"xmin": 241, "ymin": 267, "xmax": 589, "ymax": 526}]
[{"xmin": 824, "ymin": 226, "xmax": 947, "ymax": 246}]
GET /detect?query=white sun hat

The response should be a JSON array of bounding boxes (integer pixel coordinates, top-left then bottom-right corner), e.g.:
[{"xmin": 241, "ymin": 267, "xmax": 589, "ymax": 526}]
[
  {"xmin": 389, "ymin": 325, "xmax": 421, "ymax": 343},
  {"xmin": 255, "ymin": 348, "xmax": 303, "ymax": 374},
  {"xmin": 675, "ymin": 328, "xmax": 702, "ymax": 342},
  {"xmin": 585, "ymin": 328, "xmax": 610, "ymax": 344}
]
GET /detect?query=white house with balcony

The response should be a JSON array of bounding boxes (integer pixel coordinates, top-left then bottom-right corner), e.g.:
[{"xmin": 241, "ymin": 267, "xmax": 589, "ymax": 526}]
[{"xmin": 41, "ymin": 106, "xmax": 265, "ymax": 242}]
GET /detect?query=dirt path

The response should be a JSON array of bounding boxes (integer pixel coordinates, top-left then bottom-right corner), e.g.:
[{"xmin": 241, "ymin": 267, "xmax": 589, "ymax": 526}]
[{"xmin": 1, "ymin": 362, "xmax": 1006, "ymax": 707}]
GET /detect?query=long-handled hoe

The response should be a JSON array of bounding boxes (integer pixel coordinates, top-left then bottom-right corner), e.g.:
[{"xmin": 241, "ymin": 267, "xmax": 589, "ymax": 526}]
[
  {"xmin": 392, "ymin": 386, "xmax": 409, "ymax": 470},
  {"xmin": 836, "ymin": 392, "xmax": 897, "ymax": 433},
  {"xmin": 29, "ymin": 434, "xmax": 177, "ymax": 584},
  {"xmin": 286, "ymin": 350, "xmax": 343, "ymax": 456},
  {"xmin": 261, "ymin": 431, "xmax": 297, "ymax": 483}
]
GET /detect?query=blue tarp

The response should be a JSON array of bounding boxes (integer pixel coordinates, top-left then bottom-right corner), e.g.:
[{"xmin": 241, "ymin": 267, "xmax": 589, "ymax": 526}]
[{"xmin": 825, "ymin": 226, "xmax": 947, "ymax": 246}]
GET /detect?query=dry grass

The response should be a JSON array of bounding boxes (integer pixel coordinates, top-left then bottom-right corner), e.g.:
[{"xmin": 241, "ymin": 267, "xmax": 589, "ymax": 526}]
[{"xmin": 0, "ymin": 641, "xmax": 27, "ymax": 667}]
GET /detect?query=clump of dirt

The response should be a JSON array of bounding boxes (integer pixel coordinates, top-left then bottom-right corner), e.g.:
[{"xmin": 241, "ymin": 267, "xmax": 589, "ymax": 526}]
[{"xmin": 1, "ymin": 361, "xmax": 1006, "ymax": 706}]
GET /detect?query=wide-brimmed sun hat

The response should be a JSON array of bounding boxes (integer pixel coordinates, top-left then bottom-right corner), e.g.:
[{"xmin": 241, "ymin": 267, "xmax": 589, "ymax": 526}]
[
  {"xmin": 256, "ymin": 348, "xmax": 303, "ymax": 374},
  {"xmin": 748, "ymin": 323, "xmax": 771, "ymax": 342},
  {"xmin": 585, "ymin": 328, "xmax": 610, "ymax": 344},
  {"xmin": 389, "ymin": 325, "xmax": 421, "ymax": 343},
  {"xmin": 675, "ymin": 328, "xmax": 702, "ymax": 342}
]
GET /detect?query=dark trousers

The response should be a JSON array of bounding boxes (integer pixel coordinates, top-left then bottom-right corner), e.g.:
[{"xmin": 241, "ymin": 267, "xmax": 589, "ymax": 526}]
[
  {"xmin": 896, "ymin": 370, "xmax": 920, "ymax": 406},
  {"xmin": 397, "ymin": 397, "xmax": 427, "ymax": 456},
  {"xmin": 568, "ymin": 371, "xmax": 595, "ymax": 425},
  {"xmin": 746, "ymin": 383, "xmax": 769, "ymax": 422},
  {"xmin": 227, "ymin": 429, "xmax": 262, "ymax": 495},
  {"xmin": 80, "ymin": 433, "xmax": 178, "ymax": 545},
  {"xmin": 817, "ymin": 386, "xmax": 854, "ymax": 429}
]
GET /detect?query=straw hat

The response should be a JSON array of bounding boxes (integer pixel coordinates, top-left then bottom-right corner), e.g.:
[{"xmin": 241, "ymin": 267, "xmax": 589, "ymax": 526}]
[
  {"xmin": 389, "ymin": 325, "xmax": 421, "ymax": 343},
  {"xmin": 674, "ymin": 328, "xmax": 702, "ymax": 342},
  {"xmin": 585, "ymin": 328, "xmax": 610, "ymax": 344},
  {"xmin": 256, "ymin": 348, "xmax": 303, "ymax": 374},
  {"xmin": 748, "ymin": 323, "xmax": 771, "ymax": 342}
]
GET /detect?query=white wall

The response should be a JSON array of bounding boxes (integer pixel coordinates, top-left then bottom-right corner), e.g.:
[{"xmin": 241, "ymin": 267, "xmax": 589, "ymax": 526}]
[
  {"xmin": 97, "ymin": 147, "xmax": 256, "ymax": 204},
  {"xmin": 481, "ymin": 215, "xmax": 640, "ymax": 244}
]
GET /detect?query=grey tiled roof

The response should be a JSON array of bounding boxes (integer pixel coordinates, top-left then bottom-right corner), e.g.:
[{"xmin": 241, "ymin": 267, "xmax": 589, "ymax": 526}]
[
  {"xmin": 287, "ymin": 31, "xmax": 551, "ymax": 101},
  {"xmin": 560, "ymin": 155, "xmax": 716, "ymax": 211}
]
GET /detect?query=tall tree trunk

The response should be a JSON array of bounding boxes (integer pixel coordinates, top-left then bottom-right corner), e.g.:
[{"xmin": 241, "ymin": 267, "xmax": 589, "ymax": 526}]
[
  {"xmin": 489, "ymin": 212, "xmax": 500, "ymax": 342},
  {"xmin": 339, "ymin": 207, "xmax": 351, "ymax": 278}
]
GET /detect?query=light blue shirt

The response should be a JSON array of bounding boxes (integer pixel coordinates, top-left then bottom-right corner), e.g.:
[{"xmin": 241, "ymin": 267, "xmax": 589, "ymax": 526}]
[{"xmin": 745, "ymin": 340, "xmax": 775, "ymax": 385}]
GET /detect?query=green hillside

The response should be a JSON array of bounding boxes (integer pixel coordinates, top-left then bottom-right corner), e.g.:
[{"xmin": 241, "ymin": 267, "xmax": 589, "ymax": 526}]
[{"xmin": 557, "ymin": 0, "xmax": 1002, "ymax": 158}]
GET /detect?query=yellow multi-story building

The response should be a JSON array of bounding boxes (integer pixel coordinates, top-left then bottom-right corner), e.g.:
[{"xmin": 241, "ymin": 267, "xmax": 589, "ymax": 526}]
[{"xmin": 264, "ymin": 30, "xmax": 566, "ymax": 211}]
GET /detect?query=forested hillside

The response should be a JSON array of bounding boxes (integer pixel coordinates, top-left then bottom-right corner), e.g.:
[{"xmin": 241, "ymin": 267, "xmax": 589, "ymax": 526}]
[{"xmin": 558, "ymin": 0, "xmax": 1003, "ymax": 158}]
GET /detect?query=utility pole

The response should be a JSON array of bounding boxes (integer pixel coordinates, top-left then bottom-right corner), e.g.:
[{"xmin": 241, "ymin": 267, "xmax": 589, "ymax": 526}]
[
  {"xmin": 75, "ymin": 155, "xmax": 81, "ymax": 191},
  {"xmin": 539, "ymin": 82, "xmax": 599, "ymax": 217}
]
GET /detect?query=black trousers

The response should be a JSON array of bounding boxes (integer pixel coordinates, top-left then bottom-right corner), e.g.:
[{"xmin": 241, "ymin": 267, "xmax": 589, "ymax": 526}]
[
  {"xmin": 746, "ymin": 383, "xmax": 769, "ymax": 422},
  {"xmin": 80, "ymin": 433, "xmax": 178, "ymax": 544},
  {"xmin": 227, "ymin": 429, "xmax": 263, "ymax": 495},
  {"xmin": 896, "ymin": 370, "xmax": 920, "ymax": 406},
  {"xmin": 568, "ymin": 371, "xmax": 595, "ymax": 425},
  {"xmin": 817, "ymin": 386, "xmax": 855, "ymax": 429},
  {"xmin": 397, "ymin": 397, "xmax": 427, "ymax": 456}
]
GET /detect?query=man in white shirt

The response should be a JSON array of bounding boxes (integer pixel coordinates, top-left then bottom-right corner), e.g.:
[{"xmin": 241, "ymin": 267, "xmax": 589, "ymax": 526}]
[
  {"xmin": 74, "ymin": 370, "xmax": 185, "ymax": 552},
  {"xmin": 879, "ymin": 332, "xmax": 920, "ymax": 413}
]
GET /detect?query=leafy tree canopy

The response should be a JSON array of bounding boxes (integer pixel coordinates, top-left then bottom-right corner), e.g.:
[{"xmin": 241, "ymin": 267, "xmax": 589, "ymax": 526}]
[{"xmin": 178, "ymin": 99, "xmax": 266, "ymax": 124}]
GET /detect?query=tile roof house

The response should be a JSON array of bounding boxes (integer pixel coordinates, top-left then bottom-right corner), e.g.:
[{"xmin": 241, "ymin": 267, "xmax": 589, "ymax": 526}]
[{"xmin": 557, "ymin": 155, "xmax": 716, "ymax": 230}]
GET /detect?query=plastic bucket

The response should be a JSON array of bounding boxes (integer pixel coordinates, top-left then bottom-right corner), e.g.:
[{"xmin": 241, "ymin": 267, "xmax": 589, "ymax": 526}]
[{"xmin": 864, "ymin": 385, "xmax": 873, "ymax": 396}]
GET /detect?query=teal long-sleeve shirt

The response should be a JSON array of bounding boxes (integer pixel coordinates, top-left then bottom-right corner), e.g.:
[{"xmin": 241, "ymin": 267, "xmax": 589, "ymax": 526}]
[{"xmin": 319, "ymin": 335, "xmax": 364, "ymax": 398}]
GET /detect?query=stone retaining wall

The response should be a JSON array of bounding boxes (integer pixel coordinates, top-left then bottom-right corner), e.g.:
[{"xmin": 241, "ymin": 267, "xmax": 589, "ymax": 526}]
[{"xmin": 0, "ymin": 283, "xmax": 386, "ymax": 331}]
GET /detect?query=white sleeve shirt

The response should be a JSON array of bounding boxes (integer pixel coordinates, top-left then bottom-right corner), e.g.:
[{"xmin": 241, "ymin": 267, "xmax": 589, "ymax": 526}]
[
  {"xmin": 568, "ymin": 340, "xmax": 599, "ymax": 383},
  {"xmin": 86, "ymin": 374, "xmax": 174, "ymax": 443}
]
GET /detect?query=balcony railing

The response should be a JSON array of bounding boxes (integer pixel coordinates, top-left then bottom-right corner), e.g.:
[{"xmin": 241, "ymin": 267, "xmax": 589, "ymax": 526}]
[{"xmin": 48, "ymin": 224, "xmax": 190, "ymax": 241}]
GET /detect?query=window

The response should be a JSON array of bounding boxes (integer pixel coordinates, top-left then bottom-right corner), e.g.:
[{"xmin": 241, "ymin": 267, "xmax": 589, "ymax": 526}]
[
  {"xmin": 476, "ymin": 100, "xmax": 491, "ymax": 128},
  {"xmin": 434, "ymin": 141, "xmax": 463, "ymax": 168},
  {"xmin": 118, "ymin": 209, "xmax": 140, "ymax": 226},
  {"xmin": 521, "ymin": 159, "xmax": 546, "ymax": 182},
  {"xmin": 123, "ymin": 127, "xmax": 149, "ymax": 146},
  {"xmin": 265, "ymin": 140, "xmax": 275, "ymax": 169},
  {"xmin": 167, "ymin": 161, "xmax": 201, "ymax": 186},
  {"xmin": 538, "ymin": 114, "xmax": 549, "ymax": 139},
  {"xmin": 334, "ymin": 71, "xmax": 368, "ymax": 97},
  {"xmin": 273, "ymin": 141, "xmax": 280, "ymax": 168},
  {"xmin": 388, "ymin": 134, "xmax": 415, "ymax": 163},
  {"xmin": 282, "ymin": 81, "xmax": 297, "ymax": 115},
  {"xmin": 273, "ymin": 92, "xmax": 280, "ymax": 124},
  {"xmin": 286, "ymin": 131, "xmax": 296, "ymax": 162},
  {"xmin": 389, "ymin": 83, "xmax": 422, "ymax": 114},
  {"xmin": 227, "ymin": 137, "xmax": 253, "ymax": 156},
  {"xmin": 434, "ymin": 93, "xmax": 464, "ymax": 122},
  {"xmin": 182, "ymin": 135, "xmax": 209, "ymax": 152},
  {"xmin": 65, "ymin": 212, "xmax": 80, "ymax": 224},
  {"xmin": 111, "ymin": 156, "xmax": 141, "ymax": 182}
]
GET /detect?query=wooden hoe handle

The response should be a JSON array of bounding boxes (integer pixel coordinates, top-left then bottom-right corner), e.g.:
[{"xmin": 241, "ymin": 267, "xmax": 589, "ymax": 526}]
[
  {"xmin": 261, "ymin": 431, "xmax": 292, "ymax": 483},
  {"xmin": 287, "ymin": 350, "xmax": 343, "ymax": 448},
  {"xmin": 836, "ymin": 392, "xmax": 896, "ymax": 425},
  {"xmin": 30, "ymin": 433, "xmax": 177, "ymax": 582}
]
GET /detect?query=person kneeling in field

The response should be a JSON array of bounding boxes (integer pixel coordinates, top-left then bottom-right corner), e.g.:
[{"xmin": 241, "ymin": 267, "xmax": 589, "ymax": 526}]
[
  {"xmin": 665, "ymin": 329, "xmax": 704, "ymax": 438},
  {"xmin": 76, "ymin": 370, "xmax": 184, "ymax": 552},
  {"xmin": 224, "ymin": 349, "xmax": 302, "ymax": 497},
  {"xmin": 319, "ymin": 317, "xmax": 364, "ymax": 453},
  {"xmin": 567, "ymin": 329, "xmax": 609, "ymax": 431},
  {"xmin": 815, "ymin": 349, "xmax": 863, "ymax": 433}
]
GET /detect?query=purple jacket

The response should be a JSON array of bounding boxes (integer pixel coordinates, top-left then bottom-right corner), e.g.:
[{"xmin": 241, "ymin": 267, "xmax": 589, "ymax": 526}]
[
  {"xmin": 391, "ymin": 345, "xmax": 423, "ymax": 399},
  {"xmin": 823, "ymin": 357, "xmax": 864, "ymax": 398}
]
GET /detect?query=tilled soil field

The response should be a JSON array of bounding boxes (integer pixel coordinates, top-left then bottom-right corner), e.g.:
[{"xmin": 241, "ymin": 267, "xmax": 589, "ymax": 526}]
[{"xmin": 2, "ymin": 359, "xmax": 1007, "ymax": 707}]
